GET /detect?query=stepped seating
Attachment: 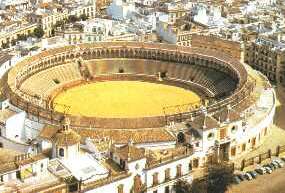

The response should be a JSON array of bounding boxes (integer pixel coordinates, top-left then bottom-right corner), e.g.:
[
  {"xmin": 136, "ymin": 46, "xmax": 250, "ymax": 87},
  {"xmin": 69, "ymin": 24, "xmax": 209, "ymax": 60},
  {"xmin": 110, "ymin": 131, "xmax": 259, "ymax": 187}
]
[
  {"xmin": 86, "ymin": 60, "xmax": 236, "ymax": 99},
  {"xmin": 20, "ymin": 63, "xmax": 82, "ymax": 99},
  {"xmin": 19, "ymin": 58, "xmax": 237, "ymax": 101}
]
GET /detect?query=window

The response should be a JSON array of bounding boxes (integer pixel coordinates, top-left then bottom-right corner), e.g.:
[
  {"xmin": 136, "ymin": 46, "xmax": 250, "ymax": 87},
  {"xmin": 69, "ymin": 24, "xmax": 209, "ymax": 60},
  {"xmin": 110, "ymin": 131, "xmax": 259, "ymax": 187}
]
[
  {"xmin": 195, "ymin": 142, "xmax": 199, "ymax": 147},
  {"xmin": 193, "ymin": 159, "xmax": 199, "ymax": 168},
  {"xmin": 165, "ymin": 186, "xmax": 170, "ymax": 193},
  {"xmin": 242, "ymin": 143, "xmax": 246, "ymax": 151},
  {"xmin": 117, "ymin": 184, "xmax": 123, "ymax": 193},
  {"xmin": 189, "ymin": 161, "xmax": 192, "ymax": 171},
  {"xmin": 231, "ymin": 147, "xmax": 236, "ymax": 156},
  {"xmin": 220, "ymin": 128, "xmax": 226, "ymax": 140},
  {"xmin": 40, "ymin": 163, "xmax": 44, "ymax": 172},
  {"xmin": 152, "ymin": 172, "xmax": 158, "ymax": 186},
  {"xmin": 207, "ymin": 132, "xmax": 214, "ymax": 140},
  {"xmin": 165, "ymin": 168, "xmax": 170, "ymax": 181},
  {"xmin": 231, "ymin": 126, "xmax": 237, "ymax": 134},
  {"xmin": 176, "ymin": 164, "xmax": 182, "ymax": 177},
  {"xmin": 59, "ymin": 148, "xmax": 64, "ymax": 157}
]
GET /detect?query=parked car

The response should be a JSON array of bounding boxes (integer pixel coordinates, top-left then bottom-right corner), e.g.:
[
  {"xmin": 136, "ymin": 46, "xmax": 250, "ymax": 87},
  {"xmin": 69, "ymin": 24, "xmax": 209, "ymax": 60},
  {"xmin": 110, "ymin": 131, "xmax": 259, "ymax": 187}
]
[
  {"xmin": 244, "ymin": 172, "xmax": 253, "ymax": 180},
  {"xmin": 263, "ymin": 166, "xmax": 273, "ymax": 174},
  {"xmin": 255, "ymin": 167, "xmax": 266, "ymax": 175},
  {"xmin": 271, "ymin": 161, "xmax": 279, "ymax": 169},
  {"xmin": 237, "ymin": 174, "xmax": 246, "ymax": 181},
  {"xmin": 264, "ymin": 163, "xmax": 275, "ymax": 170},
  {"xmin": 273, "ymin": 160, "xmax": 284, "ymax": 168},
  {"xmin": 233, "ymin": 175, "xmax": 241, "ymax": 184},
  {"xmin": 248, "ymin": 171, "xmax": 258, "ymax": 179}
]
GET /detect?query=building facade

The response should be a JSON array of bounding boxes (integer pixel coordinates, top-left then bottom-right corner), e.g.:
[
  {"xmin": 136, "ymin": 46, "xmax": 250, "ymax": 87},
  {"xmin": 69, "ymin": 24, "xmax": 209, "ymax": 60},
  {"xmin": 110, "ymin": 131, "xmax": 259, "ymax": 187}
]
[{"xmin": 244, "ymin": 36, "xmax": 285, "ymax": 85}]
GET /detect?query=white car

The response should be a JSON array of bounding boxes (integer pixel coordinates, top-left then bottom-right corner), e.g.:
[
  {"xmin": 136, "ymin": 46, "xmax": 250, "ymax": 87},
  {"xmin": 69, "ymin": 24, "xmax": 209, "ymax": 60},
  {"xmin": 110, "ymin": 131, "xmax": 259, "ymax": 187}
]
[
  {"xmin": 255, "ymin": 167, "xmax": 266, "ymax": 175},
  {"xmin": 264, "ymin": 166, "xmax": 273, "ymax": 174},
  {"xmin": 244, "ymin": 172, "xmax": 253, "ymax": 180},
  {"xmin": 273, "ymin": 159, "xmax": 284, "ymax": 168}
]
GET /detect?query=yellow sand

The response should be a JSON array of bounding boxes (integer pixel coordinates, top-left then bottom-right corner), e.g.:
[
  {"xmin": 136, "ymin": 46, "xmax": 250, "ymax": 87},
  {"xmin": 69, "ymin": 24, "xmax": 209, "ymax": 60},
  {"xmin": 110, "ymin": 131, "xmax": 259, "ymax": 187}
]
[{"xmin": 53, "ymin": 81, "xmax": 201, "ymax": 118}]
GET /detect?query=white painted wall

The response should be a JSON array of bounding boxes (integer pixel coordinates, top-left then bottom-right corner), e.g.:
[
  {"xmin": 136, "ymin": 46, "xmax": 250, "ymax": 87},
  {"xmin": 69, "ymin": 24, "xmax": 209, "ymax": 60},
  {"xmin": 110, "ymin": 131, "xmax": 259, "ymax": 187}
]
[
  {"xmin": 0, "ymin": 54, "xmax": 21, "ymax": 78},
  {"xmin": 1, "ymin": 171, "xmax": 17, "ymax": 183},
  {"xmin": 6, "ymin": 111, "xmax": 26, "ymax": 142},
  {"xmin": 24, "ymin": 119, "xmax": 44, "ymax": 140},
  {"xmin": 135, "ymin": 141, "xmax": 176, "ymax": 150}
]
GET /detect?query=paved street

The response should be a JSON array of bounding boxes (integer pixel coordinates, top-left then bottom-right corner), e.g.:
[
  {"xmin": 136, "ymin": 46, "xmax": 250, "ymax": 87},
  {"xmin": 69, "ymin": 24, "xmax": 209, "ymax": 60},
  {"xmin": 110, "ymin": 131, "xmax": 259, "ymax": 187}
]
[{"xmin": 228, "ymin": 166, "xmax": 285, "ymax": 193}]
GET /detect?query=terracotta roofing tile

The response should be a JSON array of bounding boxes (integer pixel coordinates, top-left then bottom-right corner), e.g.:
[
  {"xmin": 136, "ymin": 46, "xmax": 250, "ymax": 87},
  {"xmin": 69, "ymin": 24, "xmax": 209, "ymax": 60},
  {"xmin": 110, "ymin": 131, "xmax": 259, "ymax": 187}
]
[
  {"xmin": 51, "ymin": 129, "xmax": 81, "ymax": 146},
  {"xmin": 111, "ymin": 144, "xmax": 145, "ymax": 162},
  {"xmin": 39, "ymin": 124, "xmax": 59, "ymax": 140},
  {"xmin": 213, "ymin": 108, "xmax": 241, "ymax": 123},
  {"xmin": 189, "ymin": 115, "xmax": 220, "ymax": 130},
  {"xmin": 74, "ymin": 128, "xmax": 175, "ymax": 144}
]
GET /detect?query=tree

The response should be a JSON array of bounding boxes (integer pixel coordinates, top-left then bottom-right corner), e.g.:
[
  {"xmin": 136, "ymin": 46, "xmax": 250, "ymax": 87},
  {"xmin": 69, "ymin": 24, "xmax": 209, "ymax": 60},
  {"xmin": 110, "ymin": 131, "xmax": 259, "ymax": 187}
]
[
  {"xmin": 207, "ymin": 163, "xmax": 234, "ymax": 193},
  {"xmin": 68, "ymin": 15, "xmax": 79, "ymax": 23},
  {"xmin": 33, "ymin": 27, "xmax": 45, "ymax": 38},
  {"xmin": 1, "ymin": 42, "xmax": 9, "ymax": 49},
  {"xmin": 174, "ymin": 179, "xmax": 207, "ymax": 193},
  {"xmin": 173, "ymin": 179, "xmax": 192, "ymax": 193},
  {"xmin": 11, "ymin": 39, "xmax": 16, "ymax": 46},
  {"xmin": 79, "ymin": 13, "xmax": 88, "ymax": 21},
  {"xmin": 17, "ymin": 34, "xmax": 27, "ymax": 41}
]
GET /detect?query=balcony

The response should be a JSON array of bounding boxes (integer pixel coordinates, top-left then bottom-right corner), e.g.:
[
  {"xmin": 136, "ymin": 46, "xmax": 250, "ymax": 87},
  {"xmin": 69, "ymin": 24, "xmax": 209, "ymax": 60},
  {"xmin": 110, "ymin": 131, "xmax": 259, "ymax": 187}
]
[
  {"xmin": 148, "ymin": 171, "xmax": 192, "ymax": 190},
  {"xmin": 219, "ymin": 136, "xmax": 231, "ymax": 144}
]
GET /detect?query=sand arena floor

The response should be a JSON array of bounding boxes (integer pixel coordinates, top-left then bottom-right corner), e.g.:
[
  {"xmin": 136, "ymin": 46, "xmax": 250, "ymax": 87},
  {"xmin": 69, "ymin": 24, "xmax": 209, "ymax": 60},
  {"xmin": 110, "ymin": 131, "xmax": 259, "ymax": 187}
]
[{"xmin": 53, "ymin": 81, "xmax": 201, "ymax": 118}]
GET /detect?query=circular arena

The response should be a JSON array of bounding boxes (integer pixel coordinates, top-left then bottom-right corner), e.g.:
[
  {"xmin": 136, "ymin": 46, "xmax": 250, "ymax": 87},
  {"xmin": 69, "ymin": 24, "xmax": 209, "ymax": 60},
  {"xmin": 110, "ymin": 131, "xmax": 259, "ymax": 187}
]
[{"xmin": 5, "ymin": 42, "xmax": 256, "ymax": 129}]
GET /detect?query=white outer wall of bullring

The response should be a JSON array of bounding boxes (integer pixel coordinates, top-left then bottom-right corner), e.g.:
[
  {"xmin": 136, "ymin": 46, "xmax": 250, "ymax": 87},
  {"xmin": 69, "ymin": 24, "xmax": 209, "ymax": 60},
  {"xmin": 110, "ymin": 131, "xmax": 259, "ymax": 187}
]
[
  {"xmin": 230, "ymin": 90, "xmax": 276, "ymax": 158},
  {"xmin": 190, "ymin": 88, "xmax": 276, "ymax": 163}
]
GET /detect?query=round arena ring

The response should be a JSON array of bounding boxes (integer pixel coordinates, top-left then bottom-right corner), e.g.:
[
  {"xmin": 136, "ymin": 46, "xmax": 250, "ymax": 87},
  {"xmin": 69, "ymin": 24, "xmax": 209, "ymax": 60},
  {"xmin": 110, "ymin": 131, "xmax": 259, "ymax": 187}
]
[{"xmin": 5, "ymin": 42, "xmax": 255, "ymax": 129}]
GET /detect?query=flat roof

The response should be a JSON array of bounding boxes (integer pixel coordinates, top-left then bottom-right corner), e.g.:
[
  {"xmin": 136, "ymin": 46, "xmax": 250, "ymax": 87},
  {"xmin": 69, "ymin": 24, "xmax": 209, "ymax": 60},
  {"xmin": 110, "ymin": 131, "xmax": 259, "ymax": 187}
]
[{"xmin": 61, "ymin": 154, "xmax": 109, "ymax": 183}]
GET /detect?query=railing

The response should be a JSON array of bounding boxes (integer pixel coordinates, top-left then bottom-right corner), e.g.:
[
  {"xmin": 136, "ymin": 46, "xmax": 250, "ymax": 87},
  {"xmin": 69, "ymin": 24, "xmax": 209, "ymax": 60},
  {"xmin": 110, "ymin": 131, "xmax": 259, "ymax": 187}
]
[
  {"xmin": 82, "ymin": 171, "xmax": 131, "ymax": 191},
  {"xmin": 148, "ymin": 171, "xmax": 192, "ymax": 190},
  {"xmin": 5, "ymin": 42, "xmax": 252, "ymax": 128},
  {"xmin": 240, "ymin": 144, "xmax": 285, "ymax": 171}
]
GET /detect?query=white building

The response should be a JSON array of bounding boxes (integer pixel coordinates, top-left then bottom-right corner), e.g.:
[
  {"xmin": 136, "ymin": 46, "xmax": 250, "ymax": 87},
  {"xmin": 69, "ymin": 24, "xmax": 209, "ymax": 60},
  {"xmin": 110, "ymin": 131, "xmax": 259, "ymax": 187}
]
[
  {"xmin": 193, "ymin": 4, "xmax": 227, "ymax": 28},
  {"xmin": 107, "ymin": 0, "xmax": 136, "ymax": 20},
  {"xmin": 0, "ymin": 52, "xmax": 21, "ymax": 78}
]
